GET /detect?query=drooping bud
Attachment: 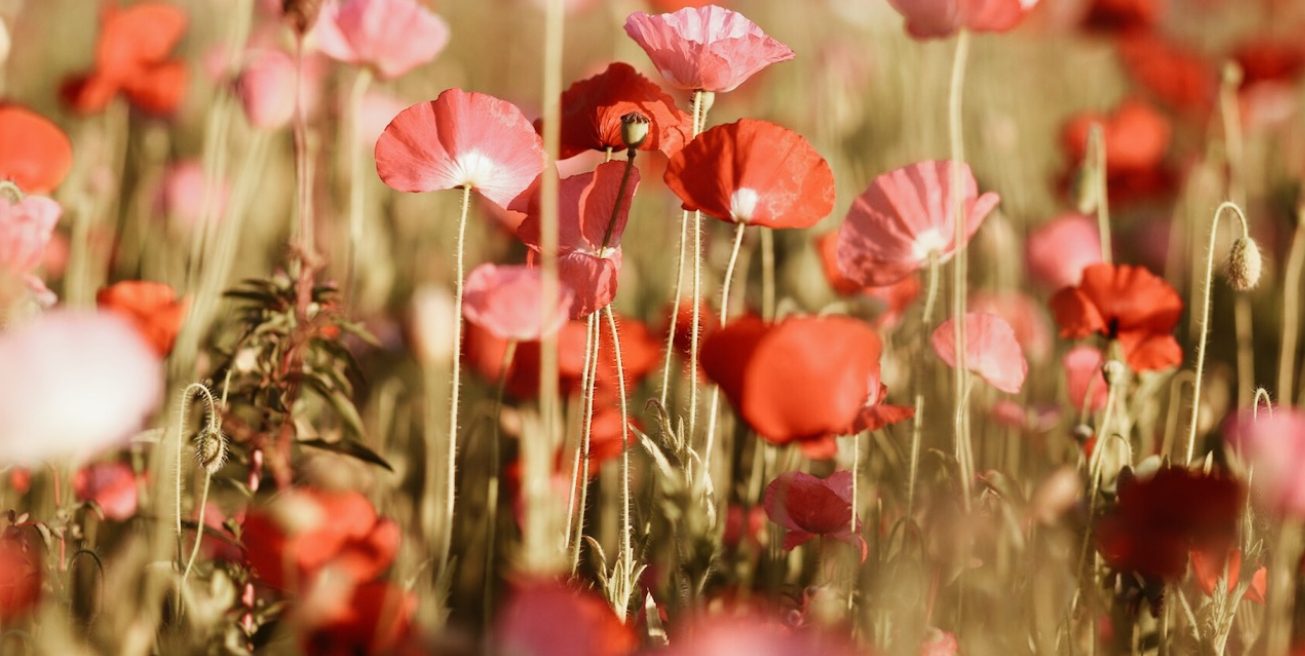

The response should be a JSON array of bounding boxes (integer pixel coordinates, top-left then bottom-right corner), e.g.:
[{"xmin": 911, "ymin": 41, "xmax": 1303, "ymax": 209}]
[
  {"xmin": 194, "ymin": 428, "xmax": 229, "ymax": 476},
  {"xmin": 282, "ymin": 0, "xmax": 324, "ymax": 36},
  {"xmin": 1224, "ymin": 236, "xmax": 1262, "ymax": 291},
  {"xmin": 620, "ymin": 112, "xmax": 650, "ymax": 150}
]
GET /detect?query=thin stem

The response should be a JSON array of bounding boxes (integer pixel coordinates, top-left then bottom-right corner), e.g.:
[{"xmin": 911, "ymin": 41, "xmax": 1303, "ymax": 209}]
[
  {"xmin": 908, "ymin": 256, "xmax": 941, "ymax": 515},
  {"xmin": 344, "ymin": 68, "xmax": 374, "ymax": 303},
  {"xmin": 291, "ymin": 35, "xmax": 317, "ymax": 318},
  {"xmin": 439, "ymin": 184, "xmax": 473, "ymax": 571},
  {"xmin": 180, "ymin": 473, "xmax": 213, "ymax": 583},
  {"xmin": 658, "ymin": 91, "xmax": 706, "ymax": 407},
  {"xmin": 1087, "ymin": 123, "xmax": 1113, "ymax": 264},
  {"xmin": 948, "ymin": 30, "xmax": 973, "ymax": 509},
  {"xmin": 1266, "ymin": 521, "xmax": 1303, "ymax": 656},
  {"xmin": 1278, "ymin": 207, "xmax": 1305, "ymax": 401},
  {"xmin": 483, "ymin": 339, "xmax": 517, "ymax": 621},
  {"xmin": 703, "ymin": 223, "xmax": 747, "ymax": 476},
  {"xmin": 1220, "ymin": 64, "xmax": 1254, "ymax": 408},
  {"xmin": 174, "ymin": 384, "xmax": 217, "ymax": 564},
  {"xmin": 761, "ymin": 228, "xmax": 776, "ymax": 320},
  {"xmin": 605, "ymin": 307, "xmax": 633, "ymax": 571},
  {"xmin": 570, "ymin": 314, "xmax": 601, "ymax": 572},
  {"xmin": 600, "ymin": 151, "xmax": 637, "ymax": 250},
  {"xmin": 1185, "ymin": 201, "xmax": 1251, "ymax": 463}
]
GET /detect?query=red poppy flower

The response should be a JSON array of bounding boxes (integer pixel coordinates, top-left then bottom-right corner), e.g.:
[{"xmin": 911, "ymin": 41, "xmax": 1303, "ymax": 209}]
[
  {"xmin": 517, "ymin": 161, "xmax": 640, "ymax": 317},
  {"xmin": 375, "ymin": 89, "xmax": 545, "ymax": 209},
  {"xmin": 1095, "ymin": 466, "xmax": 1243, "ymax": 581},
  {"xmin": 0, "ymin": 105, "xmax": 74, "ymax": 193},
  {"xmin": 1232, "ymin": 37, "xmax": 1305, "ymax": 88},
  {"xmin": 888, "ymin": 0, "xmax": 1040, "ymax": 39},
  {"xmin": 62, "ymin": 2, "xmax": 189, "ymax": 115},
  {"xmin": 494, "ymin": 580, "xmax": 636, "ymax": 656},
  {"xmin": 300, "ymin": 581, "xmax": 418, "ymax": 656},
  {"xmin": 462, "ymin": 263, "xmax": 573, "ymax": 342},
  {"xmin": 313, "ymin": 0, "xmax": 450, "ymax": 80},
  {"xmin": 1063, "ymin": 98, "xmax": 1170, "ymax": 174},
  {"xmin": 763, "ymin": 470, "xmax": 865, "ymax": 559},
  {"xmin": 0, "ymin": 525, "xmax": 40, "ymax": 621},
  {"xmin": 701, "ymin": 315, "xmax": 911, "ymax": 456},
  {"xmin": 663, "ymin": 297, "xmax": 719, "ymax": 361},
  {"xmin": 931, "ymin": 312, "xmax": 1028, "ymax": 394},
  {"xmin": 242, "ymin": 488, "xmax": 401, "ymax": 592},
  {"xmin": 664, "ymin": 119, "xmax": 835, "ymax": 230},
  {"xmin": 1190, "ymin": 548, "xmax": 1265, "ymax": 604},
  {"xmin": 836, "ymin": 160, "xmax": 999, "ymax": 287},
  {"xmin": 1049, "ymin": 262, "xmax": 1182, "ymax": 371},
  {"xmin": 1080, "ymin": 0, "xmax": 1162, "ymax": 34},
  {"xmin": 72, "ymin": 461, "xmax": 140, "ymax": 521},
  {"xmin": 1025, "ymin": 213, "xmax": 1101, "ymax": 290},
  {"xmin": 1117, "ymin": 35, "xmax": 1217, "ymax": 117},
  {"xmin": 96, "ymin": 280, "xmax": 189, "ymax": 357},
  {"xmin": 623, "ymin": 5, "xmax": 794, "ymax": 93},
  {"xmin": 553, "ymin": 62, "xmax": 692, "ymax": 159}
]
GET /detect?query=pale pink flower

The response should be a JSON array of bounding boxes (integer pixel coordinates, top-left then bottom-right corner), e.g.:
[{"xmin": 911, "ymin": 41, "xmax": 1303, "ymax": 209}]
[
  {"xmin": 462, "ymin": 264, "xmax": 573, "ymax": 342},
  {"xmin": 1225, "ymin": 409, "xmax": 1305, "ymax": 519},
  {"xmin": 932, "ymin": 312, "xmax": 1028, "ymax": 394},
  {"xmin": 1064, "ymin": 345, "xmax": 1108, "ymax": 412},
  {"xmin": 234, "ymin": 49, "xmax": 324, "ymax": 130},
  {"xmin": 0, "ymin": 195, "xmax": 60, "ymax": 274},
  {"xmin": 836, "ymin": 160, "xmax": 1000, "ymax": 287},
  {"xmin": 0, "ymin": 311, "xmax": 162, "ymax": 466},
  {"xmin": 623, "ymin": 5, "xmax": 795, "ymax": 93},
  {"xmin": 313, "ymin": 0, "xmax": 450, "ymax": 79},
  {"xmin": 355, "ymin": 91, "xmax": 406, "ymax": 149},
  {"xmin": 920, "ymin": 627, "xmax": 960, "ymax": 655},
  {"xmin": 158, "ymin": 160, "xmax": 229, "ymax": 229},
  {"xmin": 970, "ymin": 291, "xmax": 1052, "ymax": 362},
  {"xmin": 889, "ymin": 0, "xmax": 1040, "ymax": 40},
  {"xmin": 73, "ymin": 461, "xmax": 140, "ymax": 521},
  {"xmin": 1025, "ymin": 213, "xmax": 1102, "ymax": 290}
]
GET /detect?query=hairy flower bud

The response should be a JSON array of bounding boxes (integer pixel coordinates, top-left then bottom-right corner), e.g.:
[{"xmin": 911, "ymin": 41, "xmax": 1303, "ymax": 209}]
[
  {"xmin": 194, "ymin": 428, "xmax": 228, "ymax": 476},
  {"xmin": 1225, "ymin": 236, "xmax": 1262, "ymax": 292},
  {"xmin": 620, "ymin": 113, "xmax": 650, "ymax": 149}
]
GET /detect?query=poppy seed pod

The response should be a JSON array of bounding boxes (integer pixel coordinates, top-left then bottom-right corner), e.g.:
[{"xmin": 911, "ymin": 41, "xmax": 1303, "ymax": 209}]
[
  {"xmin": 620, "ymin": 112, "xmax": 651, "ymax": 149},
  {"xmin": 1224, "ymin": 237, "xmax": 1262, "ymax": 291}
]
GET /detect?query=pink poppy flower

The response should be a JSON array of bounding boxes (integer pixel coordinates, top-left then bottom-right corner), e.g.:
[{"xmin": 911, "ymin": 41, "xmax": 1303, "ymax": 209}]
[
  {"xmin": 1225, "ymin": 409, "xmax": 1305, "ymax": 520},
  {"xmin": 0, "ymin": 311, "xmax": 162, "ymax": 466},
  {"xmin": 660, "ymin": 613, "xmax": 863, "ymax": 656},
  {"xmin": 494, "ymin": 580, "xmax": 636, "ymax": 656},
  {"xmin": 664, "ymin": 119, "xmax": 835, "ymax": 229},
  {"xmin": 375, "ymin": 89, "xmax": 545, "ymax": 209},
  {"xmin": 1025, "ymin": 213, "xmax": 1101, "ymax": 290},
  {"xmin": 888, "ymin": 0, "xmax": 1040, "ymax": 40},
  {"xmin": 462, "ymin": 263, "xmax": 573, "ymax": 342},
  {"xmin": 313, "ymin": 0, "xmax": 450, "ymax": 79},
  {"xmin": 970, "ymin": 291, "xmax": 1052, "ymax": 363},
  {"xmin": 158, "ymin": 161, "xmax": 228, "ymax": 230},
  {"xmin": 72, "ymin": 461, "xmax": 140, "ymax": 521},
  {"xmin": 623, "ymin": 6, "xmax": 795, "ymax": 93},
  {"xmin": 931, "ymin": 312, "xmax": 1028, "ymax": 394},
  {"xmin": 1064, "ymin": 345, "xmax": 1108, "ymax": 412},
  {"xmin": 235, "ymin": 48, "xmax": 324, "ymax": 130},
  {"xmin": 516, "ymin": 161, "xmax": 640, "ymax": 317},
  {"xmin": 763, "ymin": 470, "xmax": 865, "ymax": 559},
  {"xmin": 0, "ymin": 195, "xmax": 60, "ymax": 275},
  {"xmin": 355, "ymin": 91, "xmax": 406, "ymax": 149},
  {"xmin": 836, "ymin": 160, "xmax": 1000, "ymax": 287}
]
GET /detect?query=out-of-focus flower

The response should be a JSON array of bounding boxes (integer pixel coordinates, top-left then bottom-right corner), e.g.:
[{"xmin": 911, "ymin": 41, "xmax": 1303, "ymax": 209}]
[
  {"xmin": 623, "ymin": 6, "xmax": 794, "ymax": 93},
  {"xmin": 1064, "ymin": 345, "xmax": 1109, "ymax": 412},
  {"xmin": 1095, "ymin": 466, "xmax": 1243, "ymax": 581},
  {"xmin": 0, "ymin": 195, "xmax": 60, "ymax": 276},
  {"xmin": 73, "ymin": 461, "xmax": 140, "ymax": 521},
  {"xmin": 299, "ymin": 580, "xmax": 417, "ymax": 655},
  {"xmin": 355, "ymin": 91, "xmax": 406, "ymax": 149},
  {"xmin": 836, "ymin": 160, "xmax": 999, "ymax": 287},
  {"xmin": 1028, "ymin": 467, "xmax": 1083, "ymax": 525},
  {"xmin": 888, "ymin": 0, "xmax": 1040, "ymax": 40},
  {"xmin": 0, "ymin": 105, "xmax": 74, "ymax": 193},
  {"xmin": 1025, "ymin": 213, "xmax": 1101, "ymax": 290},
  {"xmin": 1079, "ymin": 0, "xmax": 1162, "ymax": 34},
  {"xmin": 1225, "ymin": 409, "xmax": 1305, "ymax": 519},
  {"xmin": 96, "ymin": 280, "xmax": 189, "ymax": 357},
  {"xmin": 931, "ymin": 312, "xmax": 1028, "ymax": 394},
  {"xmin": 462, "ymin": 263, "xmax": 573, "ymax": 342},
  {"xmin": 763, "ymin": 470, "xmax": 865, "ymax": 558},
  {"xmin": 0, "ymin": 525, "xmax": 41, "ymax": 621},
  {"xmin": 242, "ymin": 487, "xmax": 400, "ymax": 592},
  {"xmin": 969, "ymin": 291, "xmax": 1052, "ymax": 363},
  {"xmin": 375, "ymin": 89, "xmax": 545, "ymax": 209},
  {"xmin": 0, "ymin": 311, "xmax": 162, "ymax": 466},
  {"xmin": 664, "ymin": 119, "xmax": 835, "ymax": 230},
  {"xmin": 659, "ymin": 613, "xmax": 864, "ymax": 656},
  {"xmin": 1050, "ymin": 263, "xmax": 1182, "ymax": 371},
  {"xmin": 313, "ymin": 0, "xmax": 449, "ymax": 79},
  {"xmin": 62, "ymin": 2, "xmax": 189, "ymax": 115},
  {"xmin": 723, "ymin": 504, "xmax": 767, "ymax": 549},
  {"xmin": 1118, "ymin": 35, "xmax": 1217, "ymax": 117},
  {"xmin": 551, "ymin": 62, "xmax": 691, "ymax": 159},
  {"xmin": 921, "ymin": 627, "xmax": 960, "ymax": 656},
  {"xmin": 516, "ymin": 161, "xmax": 640, "ymax": 317},
  {"xmin": 1190, "ymin": 547, "xmax": 1265, "ymax": 604},
  {"xmin": 493, "ymin": 580, "xmax": 636, "ymax": 656},
  {"xmin": 158, "ymin": 160, "xmax": 228, "ymax": 230},
  {"xmin": 1062, "ymin": 98, "xmax": 1173, "ymax": 205},
  {"xmin": 410, "ymin": 285, "xmax": 455, "ymax": 365},
  {"xmin": 235, "ymin": 48, "xmax": 325, "ymax": 130}
]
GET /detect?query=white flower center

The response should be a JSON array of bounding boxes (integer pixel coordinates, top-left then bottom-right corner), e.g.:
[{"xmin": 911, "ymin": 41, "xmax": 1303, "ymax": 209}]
[
  {"xmin": 729, "ymin": 187, "xmax": 759, "ymax": 223},
  {"xmin": 911, "ymin": 227, "xmax": 948, "ymax": 261},
  {"xmin": 453, "ymin": 149, "xmax": 497, "ymax": 190}
]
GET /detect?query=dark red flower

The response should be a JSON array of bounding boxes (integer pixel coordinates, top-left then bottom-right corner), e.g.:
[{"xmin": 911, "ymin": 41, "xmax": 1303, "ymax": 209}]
[
  {"xmin": 701, "ymin": 315, "xmax": 911, "ymax": 456},
  {"xmin": 494, "ymin": 580, "xmax": 636, "ymax": 656},
  {"xmin": 0, "ymin": 525, "xmax": 40, "ymax": 622},
  {"xmin": 664, "ymin": 119, "xmax": 835, "ymax": 230},
  {"xmin": 1117, "ymin": 35, "xmax": 1217, "ymax": 117},
  {"xmin": 1080, "ymin": 0, "xmax": 1162, "ymax": 34},
  {"xmin": 1049, "ymin": 262, "xmax": 1183, "ymax": 371},
  {"xmin": 62, "ymin": 2, "xmax": 189, "ymax": 115},
  {"xmin": 552, "ymin": 62, "xmax": 692, "ymax": 159},
  {"xmin": 96, "ymin": 280, "xmax": 188, "ymax": 356},
  {"xmin": 242, "ymin": 488, "xmax": 400, "ymax": 592},
  {"xmin": 0, "ymin": 105, "xmax": 74, "ymax": 194},
  {"xmin": 1232, "ymin": 37, "xmax": 1305, "ymax": 87},
  {"xmin": 1096, "ymin": 466, "xmax": 1243, "ymax": 581},
  {"xmin": 300, "ymin": 581, "xmax": 418, "ymax": 656},
  {"xmin": 763, "ymin": 470, "xmax": 865, "ymax": 559},
  {"xmin": 1190, "ymin": 547, "xmax": 1265, "ymax": 604}
]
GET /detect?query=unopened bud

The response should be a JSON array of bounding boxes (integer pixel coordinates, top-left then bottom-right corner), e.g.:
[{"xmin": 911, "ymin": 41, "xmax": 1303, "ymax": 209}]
[
  {"xmin": 1102, "ymin": 360, "xmax": 1128, "ymax": 387},
  {"xmin": 1225, "ymin": 236, "xmax": 1262, "ymax": 291},
  {"xmin": 194, "ymin": 428, "xmax": 229, "ymax": 475},
  {"xmin": 620, "ymin": 113, "xmax": 650, "ymax": 149}
]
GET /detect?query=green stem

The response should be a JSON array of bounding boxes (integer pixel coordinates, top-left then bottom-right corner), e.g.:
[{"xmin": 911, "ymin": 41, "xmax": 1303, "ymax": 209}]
[
  {"xmin": 948, "ymin": 30, "xmax": 973, "ymax": 509},
  {"xmin": 702, "ymin": 223, "xmax": 747, "ymax": 477},
  {"xmin": 437, "ymin": 184, "xmax": 473, "ymax": 573}
]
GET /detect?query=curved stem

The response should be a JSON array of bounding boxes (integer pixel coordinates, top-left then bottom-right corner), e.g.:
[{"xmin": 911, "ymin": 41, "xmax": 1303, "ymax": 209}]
[
  {"xmin": 174, "ymin": 383, "xmax": 217, "ymax": 564},
  {"xmin": 1185, "ymin": 201, "xmax": 1251, "ymax": 463},
  {"xmin": 703, "ymin": 224, "xmax": 747, "ymax": 476},
  {"xmin": 181, "ymin": 472, "xmax": 213, "ymax": 584},
  {"xmin": 658, "ymin": 91, "xmax": 706, "ymax": 408},
  {"xmin": 439, "ymin": 184, "xmax": 473, "ymax": 571},
  {"xmin": 948, "ymin": 30, "xmax": 973, "ymax": 508}
]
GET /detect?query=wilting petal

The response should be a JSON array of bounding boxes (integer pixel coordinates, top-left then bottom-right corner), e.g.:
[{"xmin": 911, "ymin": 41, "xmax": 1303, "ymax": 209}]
[{"xmin": 931, "ymin": 313, "xmax": 1028, "ymax": 394}]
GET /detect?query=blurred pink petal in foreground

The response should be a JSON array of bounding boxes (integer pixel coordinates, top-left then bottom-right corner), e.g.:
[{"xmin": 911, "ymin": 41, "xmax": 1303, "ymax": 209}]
[
  {"xmin": 970, "ymin": 291, "xmax": 1052, "ymax": 363},
  {"xmin": 72, "ymin": 461, "xmax": 140, "ymax": 521},
  {"xmin": 1225, "ymin": 409, "xmax": 1305, "ymax": 520},
  {"xmin": 763, "ymin": 470, "xmax": 865, "ymax": 558},
  {"xmin": 661, "ymin": 613, "xmax": 864, "ymax": 656},
  {"xmin": 159, "ymin": 160, "xmax": 229, "ymax": 230},
  {"xmin": 0, "ymin": 195, "xmax": 60, "ymax": 275},
  {"xmin": 931, "ymin": 312, "xmax": 1028, "ymax": 394},
  {"xmin": 0, "ymin": 311, "xmax": 162, "ymax": 466},
  {"xmin": 837, "ymin": 160, "xmax": 999, "ymax": 287},
  {"xmin": 314, "ymin": 0, "xmax": 450, "ymax": 79},
  {"xmin": 494, "ymin": 581, "xmax": 635, "ymax": 656},
  {"xmin": 623, "ymin": 5, "xmax": 794, "ymax": 93},
  {"xmin": 462, "ymin": 263, "xmax": 573, "ymax": 342},
  {"xmin": 375, "ymin": 89, "xmax": 545, "ymax": 209},
  {"xmin": 1063, "ymin": 344, "xmax": 1108, "ymax": 412},
  {"xmin": 235, "ymin": 48, "xmax": 325, "ymax": 130},
  {"xmin": 889, "ymin": 0, "xmax": 1040, "ymax": 40},
  {"xmin": 1025, "ymin": 213, "xmax": 1101, "ymax": 290}
]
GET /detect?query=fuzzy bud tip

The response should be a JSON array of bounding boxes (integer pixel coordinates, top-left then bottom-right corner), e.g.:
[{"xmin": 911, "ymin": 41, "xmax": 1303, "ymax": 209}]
[
  {"xmin": 620, "ymin": 113, "xmax": 650, "ymax": 149},
  {"xmin": 1225, "ymin": 236, "xmax": 1262, "ymax": 291}
]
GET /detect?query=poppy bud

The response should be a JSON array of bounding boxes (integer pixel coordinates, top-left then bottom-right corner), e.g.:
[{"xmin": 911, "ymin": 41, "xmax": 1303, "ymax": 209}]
[
  {"xmin": 620, "ymin": 112, "xmax": 650, "ymax": 149},
  {"xmin": 1225, "ymin": 237, "xmax": 1262, "ymax": 291},
  {"xmin": 1102, "ymin": 360, "xmax": 1128, "ymax": 387},
  {"xmin": 282, "ymin": 0, "xmax": 324, "ymax": 36},
  {"xmin": 194, "ymin": 428, "xmax": 228, "ymax": 476}
]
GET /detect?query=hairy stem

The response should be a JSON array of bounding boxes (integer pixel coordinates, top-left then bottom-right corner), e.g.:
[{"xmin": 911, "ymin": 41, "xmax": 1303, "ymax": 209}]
[{"xmin": 703, "ymin": 223, "xmax": 747, "ymax": 477}]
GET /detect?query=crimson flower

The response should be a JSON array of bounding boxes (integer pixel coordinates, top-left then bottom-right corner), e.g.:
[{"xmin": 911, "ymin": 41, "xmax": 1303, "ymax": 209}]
[
  {"xmin": 836, "ymin": 160, "xmax": 999, "ymax": 287},
  {"xmin": 1080, "ymin": 0, "xmax": 1162, "ymax": 34},
  {"xmin": 554, "ymin": 62, "xmax": 692, "ymax": 159},
  {"xmin": 313, "ymin": 0, "xmax": 450, "ymax": 79},
  {"xmin": 62, "ymin": 2, "xmax": 189, "ymax": 115},
  {"xmin": 623, "ymin": 5, "xmax": 794, "ymax": 93},
  {"xmin": 887, "ymin": 0, "xmax": 1040, "ymax": 40},
  {"xmin": 664, "ymin": 119, "xmax": 834, "ymax": 230},
  {"xmin": 375, "ymin": 89, "xmax": 545, "ymax": 209},
  {"xmin": 931, "ymin": 312, "xmax": 1028, "ymax": 394},
  {"xmin": 299, "ymin": 581, "xmax": 418, "ymax": 655},
  {"xmin": 0, "ymin": 105, "xmax": 74, "ymax": 193},
  {"xmin": 701, "ymin": 315, "xmax": 912, "ymax": 457},
  {"xmin": 1049, "ymin": 262, "xmax": 1182, "ymax": 371},
  {"xmin": 1095, "ymin": 466, "xmax": 1243, "ymax": 581},
  {"xmin": 462, "ymin": 263, "xmax": 573, "ymax": 342},
  {"xmin": 494, "ymin": 580, "xmax": 636, "ymax": 656},
  {"xmin": 1117, "ymin": 35, "xmax": 1217, "ymax": 117},
  {"xmin": 517, "ymin": 161, "xmax": 640, "ymax": 317},
  {"xmin": 1231, "ymin": 37, "xmax": 1305, "ymax": 88},
  {"xmin": 96, "ymin": 280, "xmax": 189, "ymax": 357},
  {"xmin": 0, "ymin": 525, "xmax": 40, "ymax": 622},
  {"xmin": 763, "ymin": 470, "xmax": 865, "ymax": 559}
]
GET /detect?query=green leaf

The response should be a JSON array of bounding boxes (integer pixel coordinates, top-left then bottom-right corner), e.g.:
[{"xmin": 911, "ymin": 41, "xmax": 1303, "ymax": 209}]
[{"xmin": 299, "ymin": 438, "xmax": 394, "ymax": 472}]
